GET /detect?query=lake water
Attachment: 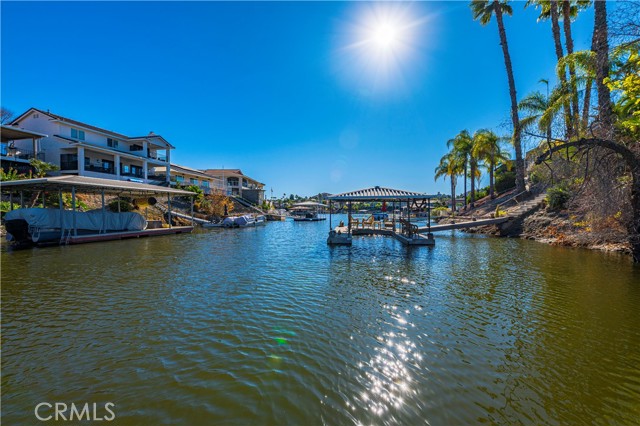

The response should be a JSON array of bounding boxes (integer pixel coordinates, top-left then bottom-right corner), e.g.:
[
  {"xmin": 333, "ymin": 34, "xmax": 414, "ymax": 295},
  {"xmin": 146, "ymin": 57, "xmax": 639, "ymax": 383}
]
[{"xmin": 2, "ymin": 215, "xmax": 640, "ymax": 425}]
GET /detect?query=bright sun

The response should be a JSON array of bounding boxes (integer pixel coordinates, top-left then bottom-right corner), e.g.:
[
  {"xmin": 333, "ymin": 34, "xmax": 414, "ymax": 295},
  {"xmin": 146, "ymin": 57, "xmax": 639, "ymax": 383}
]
[
  {"xmin": 372, "ymin": 23, "xmax": 399, "ymax": 50},
  {"xmin": 337, "ymin": 3, "xmax": 431, "ymax": 92}
]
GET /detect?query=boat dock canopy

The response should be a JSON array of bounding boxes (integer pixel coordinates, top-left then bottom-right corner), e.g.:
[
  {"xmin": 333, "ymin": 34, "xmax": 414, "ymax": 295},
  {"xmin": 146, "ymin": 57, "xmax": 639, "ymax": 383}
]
[
  {"xmin": 0, "ymin": 175, "xmax": 194, "ymax": 196},
  {"xmin": 328, "ymin": 186, "xmax": 436, "ymax": 201}
]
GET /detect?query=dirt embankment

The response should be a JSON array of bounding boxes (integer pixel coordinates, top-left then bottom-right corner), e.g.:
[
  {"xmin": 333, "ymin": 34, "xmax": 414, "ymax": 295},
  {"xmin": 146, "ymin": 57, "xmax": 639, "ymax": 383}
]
[
  {"xmin": 457, "ymin": 205, "xmax": 630, "ymax": 255},
  {"xmin": 519, "ymin": 210, "xmax": 630, "ymax": 254},
  {"xmin": 438, "ymin": 190, "xmax": 631, "ymax": 255}
]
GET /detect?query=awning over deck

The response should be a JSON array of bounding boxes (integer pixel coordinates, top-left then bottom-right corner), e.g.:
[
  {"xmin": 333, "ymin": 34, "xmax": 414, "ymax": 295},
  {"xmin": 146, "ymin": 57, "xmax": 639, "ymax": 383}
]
[
  {"xmin": 1, "ymin": 125, "xmax": 48, "ymax": 142},
  {"xmin": 0, "ymin": 175, "xmax": 194, "ymax": 196},
  {"xmin": 328, "ymin": 186, "xmax": 435, "ymax": 201}
]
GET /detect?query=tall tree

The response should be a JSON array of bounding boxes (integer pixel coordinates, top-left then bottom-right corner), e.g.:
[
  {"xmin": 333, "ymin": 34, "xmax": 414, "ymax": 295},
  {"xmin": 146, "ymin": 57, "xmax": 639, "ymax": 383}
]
[
  {"xmin": 473, "ymin": 130, "xmax": 511, "ymax": 199},
  {"xmin": 526, "ymin": 0, "xmax": 575, "ymax": 139},
  {"xmin": 594, "ymin": 0, "xmax": 614, "ymax": 133},
  {"xmin": 447, "ymin": 130, "xmax": 474, "ymax": 209},
  {"xmin": 561, "ymin": 1, "xmax": 592, "ymax": 127},
  {"xmin": 434, "ymin": 152, "xmax": 461, "ymax": 214},
  {"xmin": 471, "ymin": 0, "xmax": 526, "ymax": 192}
]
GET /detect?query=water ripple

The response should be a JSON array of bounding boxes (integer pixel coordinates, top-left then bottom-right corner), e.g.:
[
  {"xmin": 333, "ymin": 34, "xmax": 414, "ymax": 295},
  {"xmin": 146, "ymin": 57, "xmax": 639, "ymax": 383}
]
[{"xmin": 2, "ymin": 215, "xmax": 640, "ymax": 425}]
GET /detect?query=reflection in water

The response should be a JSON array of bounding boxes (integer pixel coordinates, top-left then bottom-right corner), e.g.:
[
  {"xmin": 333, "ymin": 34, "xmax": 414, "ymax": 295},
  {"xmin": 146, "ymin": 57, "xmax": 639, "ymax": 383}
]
[{"xmin": 2, "ymin": 215, "xmax": 640, "ymax": 425}]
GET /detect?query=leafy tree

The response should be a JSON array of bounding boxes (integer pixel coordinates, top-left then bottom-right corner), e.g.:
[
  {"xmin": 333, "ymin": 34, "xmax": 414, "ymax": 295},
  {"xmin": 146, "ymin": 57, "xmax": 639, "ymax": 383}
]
[
  {"xmin": 29, "ymin": 159, "xmax": 59, "ymax": 178},
  {"xmin": 447, "ymin": 130, "xmax": 473, "ymax": 209},
  {"xmin": 472, "ymin": 129, "xmax": 510, "ymax": 198},
  {"xmin": 434, "ymin": 151, "xmax": 462, "ymax": 213}
]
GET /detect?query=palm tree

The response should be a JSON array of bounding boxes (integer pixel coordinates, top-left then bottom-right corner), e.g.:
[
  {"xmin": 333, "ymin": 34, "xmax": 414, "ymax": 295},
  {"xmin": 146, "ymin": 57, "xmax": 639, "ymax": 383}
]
[
  {"xmin": 594, "ymin": 0, "xmax": 614, "ymax": 133},
  {"xmin": 526, "ymin": 0, "xmax": 575, "ymax": 139},
  {"xmin": 472, "ymin": 130, "xmax": 510, "ymax": 199},
  {"xmin": 434, "ymin": 152, "xmax": 462, "ymax": 214},
  {"xmin": 561, "ymin": 1, "xmax": 592, "ymax": 126},
  {"xmin": 470, "ymin": 0, "xmax": 526, "ymax": 193},
  {"xmin": 447, "ymin": 130, "xmax": 474, "ymax": 209}
]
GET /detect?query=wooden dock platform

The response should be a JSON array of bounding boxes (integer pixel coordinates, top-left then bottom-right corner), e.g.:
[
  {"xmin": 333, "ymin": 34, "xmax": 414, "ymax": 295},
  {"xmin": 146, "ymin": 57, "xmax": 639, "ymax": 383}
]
[
  {"xmin": 67, "ymin": 226, "xmax": 193, "ymax": 245},
  {"xmin": 331, "ymin": 226, "xmax": 434, "ymax": 246},
  {"xmin": 417, "ymin": 217, "xmax": 509, "ymax": 233}
]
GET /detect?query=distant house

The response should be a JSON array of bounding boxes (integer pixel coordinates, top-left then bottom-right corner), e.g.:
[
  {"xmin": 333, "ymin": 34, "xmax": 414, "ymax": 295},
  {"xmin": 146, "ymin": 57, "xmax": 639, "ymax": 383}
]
[
  {"xmin": 1, "ymin": 124, "xmax": 48, "ymax": 175},
  {"xmin": 9, "ymin": 108, "xmax": 173, "ymax": 184},
  {"xmin": 154, "ymin": 164, "xmax": 224, "ymax": 195},
  {"xmin": 202, "ymin": 169, "xmax": 265, "ymax": 205}
]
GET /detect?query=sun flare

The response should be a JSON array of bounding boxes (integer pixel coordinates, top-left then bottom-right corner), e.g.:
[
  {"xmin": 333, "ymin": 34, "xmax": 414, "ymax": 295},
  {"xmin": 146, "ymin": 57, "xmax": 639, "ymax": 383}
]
[{"xmin": 336, "ymin": 3, "xmax": 432, "ymax": 93}]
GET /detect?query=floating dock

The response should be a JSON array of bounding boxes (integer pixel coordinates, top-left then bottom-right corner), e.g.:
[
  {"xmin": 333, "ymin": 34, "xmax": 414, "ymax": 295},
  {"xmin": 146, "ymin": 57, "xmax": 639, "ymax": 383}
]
[
  {"xmin": 66, "ymin": 226, "xmax": 193, "ymax": 245},
  {"xmin": 330, "ymin": 226, "xmax": 435, "ymax": 246}
]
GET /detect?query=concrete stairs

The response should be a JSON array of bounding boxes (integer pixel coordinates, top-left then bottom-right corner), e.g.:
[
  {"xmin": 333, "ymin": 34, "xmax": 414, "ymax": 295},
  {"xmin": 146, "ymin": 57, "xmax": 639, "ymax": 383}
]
[{"xmin": 504, "ymin": 193, "xmax": 547, "ymax": 218}]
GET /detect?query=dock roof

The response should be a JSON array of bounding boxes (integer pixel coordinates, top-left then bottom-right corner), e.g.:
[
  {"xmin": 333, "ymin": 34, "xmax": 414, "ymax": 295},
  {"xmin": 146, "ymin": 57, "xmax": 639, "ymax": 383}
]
[
  {"xmin": 1, "ymin": 175, "xmax": 194, "ymax": 197},
  {"xmin": 328, "ymin": 186, "xmax": 433, "ymax": 201}
]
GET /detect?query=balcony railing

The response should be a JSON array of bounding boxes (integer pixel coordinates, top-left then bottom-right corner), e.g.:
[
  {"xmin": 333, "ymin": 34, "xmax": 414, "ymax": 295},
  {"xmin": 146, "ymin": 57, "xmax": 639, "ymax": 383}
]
[
  {"xmin": 85, "ymin": 164, "xmax": 115, "ymax": 175},
  {"xmin": 121, "ymin": 170, "xmax": 144, "ymax": 178},
  {"xmin": 60, "ymin": 137, "xmax": 169, "ymax": 162},
  {"xmin": 1, "ymin": 144, "xmax": 45, "ymax": 161}
]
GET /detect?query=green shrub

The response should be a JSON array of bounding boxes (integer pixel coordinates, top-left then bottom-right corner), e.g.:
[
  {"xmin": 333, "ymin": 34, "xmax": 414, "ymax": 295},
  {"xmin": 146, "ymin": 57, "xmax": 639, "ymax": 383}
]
[
  {"xmin": 495, "ymin": 170, "xmax": 516, "ymax": 193},
  {"xmin": 546, "ymin": 185, "xmax": 570, "ymax": 211}
]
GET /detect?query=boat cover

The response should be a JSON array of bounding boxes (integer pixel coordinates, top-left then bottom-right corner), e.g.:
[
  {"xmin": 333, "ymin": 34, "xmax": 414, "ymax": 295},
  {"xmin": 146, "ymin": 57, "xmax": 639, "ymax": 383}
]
[
  {"xmin": 222, "ymin": 215, "xmax": 255, "ymax": 227},
  {"xmin": 4, "ymin": 208, "xmax": 146, "ymax": 231}
]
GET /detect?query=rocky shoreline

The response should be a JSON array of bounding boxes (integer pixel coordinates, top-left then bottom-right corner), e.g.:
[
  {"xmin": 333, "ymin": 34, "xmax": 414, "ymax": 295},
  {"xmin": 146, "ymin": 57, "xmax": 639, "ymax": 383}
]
[{"xmin": 447, "ymin": 207, "xmax": 631, "ymax": 256}]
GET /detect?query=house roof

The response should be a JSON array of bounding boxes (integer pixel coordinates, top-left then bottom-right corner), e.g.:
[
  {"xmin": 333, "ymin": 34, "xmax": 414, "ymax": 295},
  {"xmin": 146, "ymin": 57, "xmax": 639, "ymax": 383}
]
[
  {"xmin": 328, "ymin": 186, "xmax": 434, "ymax": 201},
  {"xmin": 202, "ymin": 169, "xmax": 265, "ymax": 185},
  {"xmin": 0, "ymin": 175, "xmax": 194, "ymax": 196},
  {"xmin": 11, "ymin": 108, "xmax": 174, "ymax": 148},
  {"xmin": 1, "ymin": 124, "xmax": 48, "ymax": 142},
  {"xmin": 155, "ymin": 164, "xmax": 222, "ymax": 181}
]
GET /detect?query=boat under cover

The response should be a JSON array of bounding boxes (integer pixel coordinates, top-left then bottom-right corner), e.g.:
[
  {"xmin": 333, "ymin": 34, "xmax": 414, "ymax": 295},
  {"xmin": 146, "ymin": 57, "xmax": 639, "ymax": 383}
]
[{"xmin": 4, "ymin": 208, "xmax": 146, "ymax": 245}]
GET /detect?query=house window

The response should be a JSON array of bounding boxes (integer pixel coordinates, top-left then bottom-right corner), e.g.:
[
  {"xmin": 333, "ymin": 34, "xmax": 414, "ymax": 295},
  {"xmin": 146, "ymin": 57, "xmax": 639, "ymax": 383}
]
[
  {"xmin": 85, "ymin": 157, "xmax": 90, "ymax": 167},
  {"xmin": 107, "ymin": 138, "xmax": 119, "ymax": 148},
  {"xmin": 60, "ymin": 153, "xmax": 78, "ymax": 170},
  {"xmin": 176, "ymin": 175, "xmax": 184, "ymax": 183},
  {"xmin": 201, "ymin": 181, "xmax": 210, "ymax": 188},
  {"xmin": 122, "ymin": 165, "xmax": 130, "ymax": 173},
  {"xmin": 102, "ymin": 160, "xmax": 114, "ymax": 173},
  {"xmin": 130, "ymin": 144, "xmax": 143, "ymax": 151},
  {"xmin": 190, "ymin": 178, "xmax": 198, "ymax": 185},
  {"xmin": 71, "ymin": 128, "xmax": 85, "ymax": 140}
]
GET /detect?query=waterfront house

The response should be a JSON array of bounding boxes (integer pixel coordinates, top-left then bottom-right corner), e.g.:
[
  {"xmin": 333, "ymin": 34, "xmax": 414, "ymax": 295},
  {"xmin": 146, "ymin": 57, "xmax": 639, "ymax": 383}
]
[
  {"xmin": 154, "ymin": 164, "xmax": 225, "ymax": 195},
  {"xmin": 1, "ymin": 124, "xmax": 48, "ymax": 175},
  {"xmin": 9, "ymin": 108, "xmax": 173, "ymax": 184},
  {"xmin": 202, "ymin": 169, "xmax": 265, "ymax": 205}
]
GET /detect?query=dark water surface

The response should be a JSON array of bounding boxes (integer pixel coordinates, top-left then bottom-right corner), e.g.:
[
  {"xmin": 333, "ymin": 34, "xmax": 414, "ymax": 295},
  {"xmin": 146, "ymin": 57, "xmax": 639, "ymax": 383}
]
[{"xmin": 2, "ymin": 216, "xmax": 640, "ymax": 425}]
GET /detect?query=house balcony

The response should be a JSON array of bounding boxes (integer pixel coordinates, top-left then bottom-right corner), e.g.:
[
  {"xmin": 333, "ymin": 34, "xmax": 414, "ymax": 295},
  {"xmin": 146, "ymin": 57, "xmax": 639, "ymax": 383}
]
[
  {"xmin": 1, "ymin": 143, "xmax": 45, "ymax": 162},
  {"xmin": 86, "ymin": 164, "xmax": 115, "ymax": 175},
  {"xmin": 121, "ymin": 170, "xmax": 144, "ymax": 179}
]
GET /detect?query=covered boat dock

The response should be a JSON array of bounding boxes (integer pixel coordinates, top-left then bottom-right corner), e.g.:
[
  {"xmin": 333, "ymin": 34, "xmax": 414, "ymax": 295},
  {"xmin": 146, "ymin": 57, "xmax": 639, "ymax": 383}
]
[
  {"xmin": 326, "ymin": 186, "xmax": 436, "ymax": 246},
  {"xmin": 1, "ymin": 175, "xmax": 195, "ymax": 246}
]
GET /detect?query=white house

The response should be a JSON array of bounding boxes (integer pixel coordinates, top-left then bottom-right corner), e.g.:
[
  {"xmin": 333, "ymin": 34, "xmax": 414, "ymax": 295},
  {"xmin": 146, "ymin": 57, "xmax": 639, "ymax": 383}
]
[
  {"xmin": 9, "ymin": 108, "xmax": 173, "ymax": 184},
  {"xmin": 202, "ymin": 168, "xmax": 265, "ymax": 205}
]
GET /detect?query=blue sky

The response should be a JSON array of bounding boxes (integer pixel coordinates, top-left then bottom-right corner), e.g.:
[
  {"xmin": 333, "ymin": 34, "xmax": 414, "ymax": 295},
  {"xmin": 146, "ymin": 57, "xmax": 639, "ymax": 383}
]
[{"xmin": 1, "ymin": 1, "xmax": 597, "ymax": 197}]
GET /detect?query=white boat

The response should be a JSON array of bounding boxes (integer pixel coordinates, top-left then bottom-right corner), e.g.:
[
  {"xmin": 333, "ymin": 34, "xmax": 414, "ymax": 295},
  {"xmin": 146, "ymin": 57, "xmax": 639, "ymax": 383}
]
[{"xmin": 203, "ymin": 214, "xmax": 266, "ymax": 228}]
